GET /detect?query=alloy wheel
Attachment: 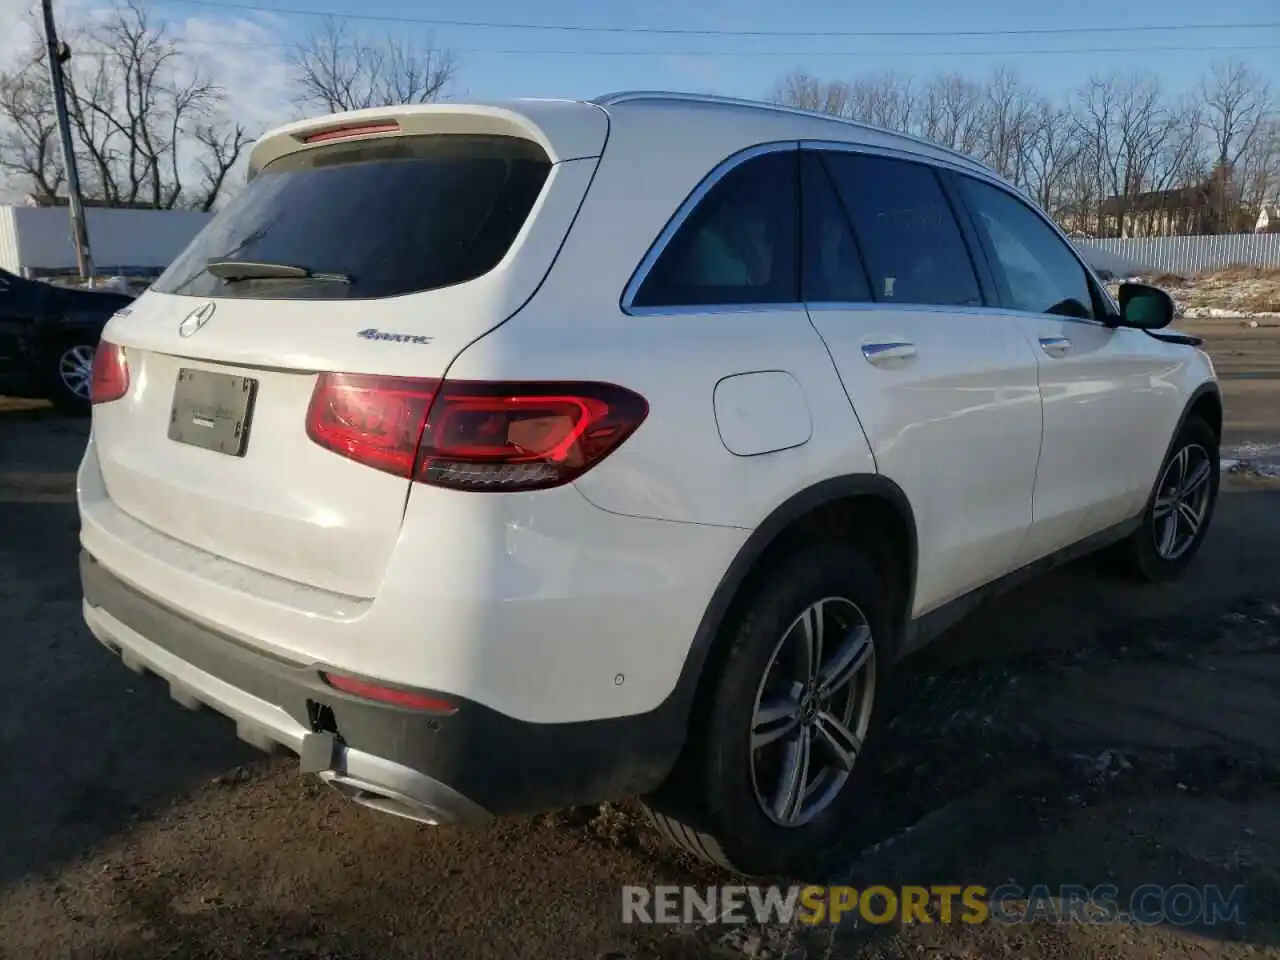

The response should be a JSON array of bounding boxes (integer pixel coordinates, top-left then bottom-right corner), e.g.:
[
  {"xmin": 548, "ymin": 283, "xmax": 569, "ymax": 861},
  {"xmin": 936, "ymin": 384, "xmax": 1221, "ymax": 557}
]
[
  {"xmin": 749, "ymin": 597, "xmax": 876, "ymax": 828},
  {"xmin": 1151, "ymin": 442, "xmax": 1214, "ymax": 560},
  {"xmin": 59, "ymin": 344, "xmax": 96, "ymax": 400}
]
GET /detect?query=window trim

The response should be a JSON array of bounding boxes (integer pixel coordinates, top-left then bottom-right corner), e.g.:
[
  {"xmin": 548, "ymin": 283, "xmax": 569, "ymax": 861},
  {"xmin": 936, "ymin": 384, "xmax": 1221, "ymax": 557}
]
[
  {"xmin": 620, "ymin": 141, "xmax": 802, "ymax": 315},
  {"xmin": 943, "ymin": 168, "xmax": 1121, "ymax": 327},
  {"xmin": 620, "ymin": 135, "xmax": 1121, "ymax": 321},
  {"xmin": 803, "ymin": 143, "xmax": 994, "ymax": 309}
]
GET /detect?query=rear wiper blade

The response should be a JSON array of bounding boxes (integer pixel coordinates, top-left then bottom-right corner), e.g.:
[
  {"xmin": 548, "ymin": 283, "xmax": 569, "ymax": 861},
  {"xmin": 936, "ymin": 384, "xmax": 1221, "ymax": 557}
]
[{"xmin": 205, "ymin": 259, "xmax": 353, "ymax": 284}]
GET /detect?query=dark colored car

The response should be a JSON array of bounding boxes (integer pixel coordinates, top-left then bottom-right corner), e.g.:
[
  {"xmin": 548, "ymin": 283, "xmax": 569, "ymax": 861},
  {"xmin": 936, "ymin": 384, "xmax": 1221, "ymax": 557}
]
[{"xmin": 0, "ymin": 268, "xmax": 135, "ymax": 414}]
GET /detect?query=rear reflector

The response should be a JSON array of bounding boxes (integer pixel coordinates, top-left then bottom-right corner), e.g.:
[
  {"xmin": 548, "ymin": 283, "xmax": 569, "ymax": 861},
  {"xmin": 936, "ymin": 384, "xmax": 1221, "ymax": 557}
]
[
  {"xmin": 300, "ymin": 121, "xmax": 400, "ymax": 144},
  {"xmin": 322, "ymin": 673, "xmax": 458, "ymax": 713},
  {"xmin": 90, "ymin": 340, "xmax": 129, "ymax": 404},
  {"xmin": 306, "ymin": 375, "xmax": 648, "ymax": 492}
]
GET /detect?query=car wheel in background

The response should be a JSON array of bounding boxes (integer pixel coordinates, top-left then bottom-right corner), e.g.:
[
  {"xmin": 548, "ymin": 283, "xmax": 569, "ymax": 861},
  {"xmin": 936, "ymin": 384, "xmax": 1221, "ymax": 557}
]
[{"xmin": 46, "ymin": 341, "xmax": 96, "ymax": 416}]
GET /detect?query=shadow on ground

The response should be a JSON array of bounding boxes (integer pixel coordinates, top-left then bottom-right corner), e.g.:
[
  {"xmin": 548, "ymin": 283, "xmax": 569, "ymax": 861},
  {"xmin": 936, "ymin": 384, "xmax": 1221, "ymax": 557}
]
[{"xmin": 1, "ymin": 404, "xmax": 1278, "ymax": 957}]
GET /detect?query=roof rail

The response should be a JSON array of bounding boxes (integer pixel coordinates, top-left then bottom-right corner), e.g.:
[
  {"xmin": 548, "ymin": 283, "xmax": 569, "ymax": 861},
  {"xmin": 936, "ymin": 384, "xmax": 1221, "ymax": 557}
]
[{"xmin": 589, "ymin": 90, "xmax": 985, "ymax": 171}]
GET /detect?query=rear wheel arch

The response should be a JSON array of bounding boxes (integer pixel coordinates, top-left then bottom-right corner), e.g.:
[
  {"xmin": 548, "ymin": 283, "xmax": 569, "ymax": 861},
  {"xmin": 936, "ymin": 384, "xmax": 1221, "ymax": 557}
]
[{"xmin": 670, "ymin": 475, "xmax": 918, "ymax": 727}]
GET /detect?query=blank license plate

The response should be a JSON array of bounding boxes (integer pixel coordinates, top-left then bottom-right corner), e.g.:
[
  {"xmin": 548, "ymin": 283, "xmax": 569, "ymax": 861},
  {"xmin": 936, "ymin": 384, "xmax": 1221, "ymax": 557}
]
[{"xmin": 168, "ymin": 368, "xmax": 258, "ymax": 457}]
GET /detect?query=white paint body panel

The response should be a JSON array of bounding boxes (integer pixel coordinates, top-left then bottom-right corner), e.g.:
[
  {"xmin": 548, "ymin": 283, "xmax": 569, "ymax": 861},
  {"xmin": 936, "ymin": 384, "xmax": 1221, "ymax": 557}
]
[
  {"xmin": 78, "ymin": 94, "xmax": 1217, "ymax": 731},
  {"xmin": 806, "ymin": 304, "xmax": 1044, "ymax": 615},
  {"xmin": 1012, "ymin": 316, "xmax": 1199, "ymax": 566},
  {"xmin": 92, "ymin": 158, "xmax": 598, "ymax": 599}
]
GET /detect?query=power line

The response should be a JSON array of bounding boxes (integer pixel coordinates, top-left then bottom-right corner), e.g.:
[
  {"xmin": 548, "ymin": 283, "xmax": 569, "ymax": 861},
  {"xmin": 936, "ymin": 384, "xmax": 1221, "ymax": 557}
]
[
  {"xmin": 72, "ymin": 39, "xmax": 1280, "ymax": 58},
  {"xmin": 156, "ymin": 0, "xmax": 1280, "ymax": 39}
]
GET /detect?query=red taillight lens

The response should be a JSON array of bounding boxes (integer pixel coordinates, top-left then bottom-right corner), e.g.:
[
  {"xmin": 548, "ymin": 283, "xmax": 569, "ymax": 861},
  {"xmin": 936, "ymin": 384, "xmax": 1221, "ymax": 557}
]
[
  {"xmin": 90, "ymin": 340, "xmax": 129, "ymax": 404},
  {"xmin": 322, "ymin": 672, "xmax": 457, "ymax": 713},
  {"xmin": 306, "ymin": 374, "xmax": 439, "ymax": 478},
  {"xmin": 305, "ymin": 375, "xmax": 649, "ymax": 491}
]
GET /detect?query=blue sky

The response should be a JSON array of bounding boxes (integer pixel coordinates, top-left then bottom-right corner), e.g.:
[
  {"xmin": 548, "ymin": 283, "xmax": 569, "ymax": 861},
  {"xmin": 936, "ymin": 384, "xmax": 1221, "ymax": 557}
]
[{"xmin": 151, "ymin": 0, "xmax": 1280, "ymax": 104}]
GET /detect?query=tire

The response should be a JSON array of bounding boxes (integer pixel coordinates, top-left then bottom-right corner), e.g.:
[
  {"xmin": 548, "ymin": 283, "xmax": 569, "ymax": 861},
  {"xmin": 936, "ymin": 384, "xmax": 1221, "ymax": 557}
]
[
  {"xmin": 45, "ymin": 341, "xmax": 96, "ymax": 416},
  {"xmin": 643, "ymin": 542, "xmax": 893, "ymax": 877},
  {"xmin": 1109, "ymin": 415, "xmax": 1219, "ymax": 583}
]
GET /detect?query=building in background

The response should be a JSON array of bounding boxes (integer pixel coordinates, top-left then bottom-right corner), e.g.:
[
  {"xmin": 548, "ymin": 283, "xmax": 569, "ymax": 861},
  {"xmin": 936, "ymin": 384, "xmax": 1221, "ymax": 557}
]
[{"xmin": 0, "ymin": 201, "xmax": 211, "ymax": 286}]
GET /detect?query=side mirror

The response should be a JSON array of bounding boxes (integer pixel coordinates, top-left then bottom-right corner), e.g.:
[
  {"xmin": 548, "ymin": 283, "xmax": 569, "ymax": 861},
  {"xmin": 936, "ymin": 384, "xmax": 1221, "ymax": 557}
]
[{"xmin": 1117, "ymin": 282, "xmax": 1174, "ymax": 330}]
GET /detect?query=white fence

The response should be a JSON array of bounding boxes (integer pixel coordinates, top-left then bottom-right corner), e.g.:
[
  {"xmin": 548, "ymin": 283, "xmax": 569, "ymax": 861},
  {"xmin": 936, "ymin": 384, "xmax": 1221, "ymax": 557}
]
[
  {"xmin": 0, "ymin": 204, "xmax": 211, "ymax": 276},
  {"xmin": 1075, "ymin": 233, "xmax": 1280, "ymax": 277}
]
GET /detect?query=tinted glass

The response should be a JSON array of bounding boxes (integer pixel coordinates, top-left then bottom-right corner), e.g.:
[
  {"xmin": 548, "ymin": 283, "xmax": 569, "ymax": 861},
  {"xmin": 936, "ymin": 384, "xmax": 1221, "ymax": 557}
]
[
  {"xmin": 801, "ymin": 152, "xmax": 873, "ymax": 303},
  {"xmin": 631, "ymin": 150, "xmax": 799, "ymax": 308},
  {"xmin": 153, "ymin": 134, "xmax": 551, "ymax": 301},
  {"xmin": 956, "ymin": 175, "xmax": 1095, "ymax": 319},
  {"xmin": 820, "ymin": 153, "xmax": 982, "ymax": 308}
]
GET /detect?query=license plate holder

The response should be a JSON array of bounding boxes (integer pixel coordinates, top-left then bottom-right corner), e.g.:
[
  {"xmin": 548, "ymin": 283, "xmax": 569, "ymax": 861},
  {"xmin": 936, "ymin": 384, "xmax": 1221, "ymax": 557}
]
[{"xmin": 168, "ymin": 368, "xmax": 258, "ymax": 457}]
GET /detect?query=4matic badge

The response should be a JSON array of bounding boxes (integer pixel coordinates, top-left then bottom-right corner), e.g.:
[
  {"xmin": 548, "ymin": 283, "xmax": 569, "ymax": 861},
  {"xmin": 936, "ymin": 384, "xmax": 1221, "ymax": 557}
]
[{"xmin": 356, "ymin": 328, "xmax": 433, "ymax": 345}]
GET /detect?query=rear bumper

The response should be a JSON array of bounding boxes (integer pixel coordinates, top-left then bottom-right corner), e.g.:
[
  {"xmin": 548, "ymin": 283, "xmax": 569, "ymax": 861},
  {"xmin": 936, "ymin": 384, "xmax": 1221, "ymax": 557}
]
[{"xmin": 81, "ymin": 551, "xmax": 688, "ymax": 818}]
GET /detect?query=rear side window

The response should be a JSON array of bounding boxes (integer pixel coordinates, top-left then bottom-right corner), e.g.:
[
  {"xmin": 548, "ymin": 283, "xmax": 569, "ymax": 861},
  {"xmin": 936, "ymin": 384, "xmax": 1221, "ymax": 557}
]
[
  {"xmin": 630, "ymin": 150, "xmax": 799, "ymax": 309},
  {"xmin": 820, "ymin": 152, "xmax": 982, "ymax": 308},
  {"xmin": 954, "ymin": 175, "xmax": 1096, "ymax": 320},
  {"xmin": 153, "ymin": 134, "xmax": 552, "ymax": 300}
]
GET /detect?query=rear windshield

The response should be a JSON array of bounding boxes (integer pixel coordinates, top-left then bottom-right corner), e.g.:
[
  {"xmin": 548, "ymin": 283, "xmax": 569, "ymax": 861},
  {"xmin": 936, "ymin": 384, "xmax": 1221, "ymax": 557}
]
[{"xmin": 153, "ymin": 134, "xmax": 552, "ymax": 300}]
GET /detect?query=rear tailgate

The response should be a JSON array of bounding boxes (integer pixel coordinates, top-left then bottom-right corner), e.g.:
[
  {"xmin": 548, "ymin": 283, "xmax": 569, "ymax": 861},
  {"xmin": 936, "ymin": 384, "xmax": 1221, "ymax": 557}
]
[{"xmin": 89, "ymin": 103, "xmax": 606, "ymax": 598}]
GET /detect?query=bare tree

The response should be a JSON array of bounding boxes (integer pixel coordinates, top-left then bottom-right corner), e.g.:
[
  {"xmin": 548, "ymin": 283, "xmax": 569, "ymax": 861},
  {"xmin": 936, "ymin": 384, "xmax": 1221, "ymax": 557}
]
[
  {"xmin": 978, "ymin": 68, "xmax": 1040, "ymax": 185},
  {"xmin": 770, "ymin": 69, "xmax": 854, "ymax": 117},
  {"xmin": 0, "ymin": 54, "xmax": 64, "ymax": 200},
  {"xmin": 917, "ymin": 73, "xmax": 985, "ymax": 155},
  {"xmin": 291, "ymin": 18, "xmax": 456, "ymax": 114},
  {"xmin": 846, "ymin": 70, "xmax": 915, "ymax": 131},
  {"xmin": 0, "ymin": 0, "xmax": 249, "ymax": 210},
  {"xmin": 1022, "ymin": 103, "xmax": 1080, "ymax": 222},
  {"xmin": 768, "ymin": 60, "xmax": 1274, "ymax": 238},
  {"xmin": 1201, "ymin": 60, "xmax": 1273, "ymax": 228}
]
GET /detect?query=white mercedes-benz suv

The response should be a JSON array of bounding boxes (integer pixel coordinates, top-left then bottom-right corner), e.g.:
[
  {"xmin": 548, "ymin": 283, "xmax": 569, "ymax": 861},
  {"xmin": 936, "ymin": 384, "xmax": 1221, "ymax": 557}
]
[{"xmin": 79, "ymin": 91, "xmax": 1221, "ymax": 876}]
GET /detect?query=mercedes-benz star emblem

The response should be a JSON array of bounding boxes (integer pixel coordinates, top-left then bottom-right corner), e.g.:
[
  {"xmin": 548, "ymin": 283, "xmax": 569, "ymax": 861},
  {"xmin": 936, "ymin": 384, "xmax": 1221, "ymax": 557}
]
[{"xmin": 178, "ymin": 302, "xmax": 217, "ymax": 338}]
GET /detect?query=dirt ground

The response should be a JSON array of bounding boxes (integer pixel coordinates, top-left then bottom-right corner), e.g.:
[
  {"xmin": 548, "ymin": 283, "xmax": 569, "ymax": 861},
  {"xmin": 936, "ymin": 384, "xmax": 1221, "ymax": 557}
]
[{"xmin": 0, "ymin": 316, "xmax": 1278, "ymax": 959}]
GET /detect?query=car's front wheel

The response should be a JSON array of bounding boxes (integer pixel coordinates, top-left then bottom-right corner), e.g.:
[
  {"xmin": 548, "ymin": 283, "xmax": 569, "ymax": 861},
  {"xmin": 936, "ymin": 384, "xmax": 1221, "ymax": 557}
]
[
  {"xmin": 644, "ymin": 542, "xmax": 891, "ymax": 876},
  {"xmin": 46, "ymin": 341, "xmax": 96, "ymax": 416},
  {"xmin": 1110, "ymin": 414, "xmax": 1219, "ymax": 582}
]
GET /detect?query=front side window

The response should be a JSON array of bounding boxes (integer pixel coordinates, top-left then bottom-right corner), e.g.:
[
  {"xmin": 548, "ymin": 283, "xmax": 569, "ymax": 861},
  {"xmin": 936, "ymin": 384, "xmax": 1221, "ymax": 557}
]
[
  {"xmin": 630, "ymin": 150, "xmax": 799, "ymax": 309},
  {"xmin": 820, "ymin": 152, "xmax": 982, "ymax": 308},
  {"xmin": 955, "ymin": 175, "xmax": 1096, "ymax": 320}
]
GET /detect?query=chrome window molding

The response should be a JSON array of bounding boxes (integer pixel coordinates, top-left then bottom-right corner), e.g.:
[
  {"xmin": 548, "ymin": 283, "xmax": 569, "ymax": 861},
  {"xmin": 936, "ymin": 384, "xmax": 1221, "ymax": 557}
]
[
  {"xmin": 804, "ymin": 300, "xmax": 1116, "ymax": 329},
  {"xmin": 619, "ymin": 140, "xmax": 800, "ymax": 316},
  {"xmin": 626, "ymin": 302, "xmax": 808, "ymax": 317},
  {"xmin": 615, "ymin": 122, "xmax": 1121, "ymax": 326}
]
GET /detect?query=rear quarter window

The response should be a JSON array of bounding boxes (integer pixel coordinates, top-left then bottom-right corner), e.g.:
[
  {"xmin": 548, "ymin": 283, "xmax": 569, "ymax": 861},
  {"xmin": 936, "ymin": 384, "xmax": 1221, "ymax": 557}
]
[{"xmin": 154, "ymin": 134, "xmax": 552, "ymax": 300}]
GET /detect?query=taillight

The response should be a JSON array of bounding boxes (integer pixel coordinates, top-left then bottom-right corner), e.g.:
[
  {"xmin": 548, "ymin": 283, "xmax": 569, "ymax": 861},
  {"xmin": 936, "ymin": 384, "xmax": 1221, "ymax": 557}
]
[
  {"xmin": 90, "ymin": 341, "xmax": 129, "ymax": 404},
  {"xmin": 305, "ymin": 374, "xmax": 648, "ymax": 491}
]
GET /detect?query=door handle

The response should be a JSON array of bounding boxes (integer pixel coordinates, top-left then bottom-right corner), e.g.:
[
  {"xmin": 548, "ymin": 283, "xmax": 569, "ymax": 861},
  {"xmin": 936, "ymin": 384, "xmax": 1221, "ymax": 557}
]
[
  {"xmin": 1039, "ymin": 336, "xmax": 1072, "ymax": 358},
  {"xmin": 861, "ymin": 341, "xmax": 917, "ymax": 364}
]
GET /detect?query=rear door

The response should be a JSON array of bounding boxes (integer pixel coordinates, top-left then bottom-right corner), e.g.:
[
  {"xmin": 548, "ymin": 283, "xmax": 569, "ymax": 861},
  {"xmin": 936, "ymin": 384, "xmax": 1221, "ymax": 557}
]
[
  {"xmin": 947, "ymin": 171, "xmax": 1176, "ymax": 565},
  {"xmin": 92, "ymin": 120, "xmax": 603, "ymax": 598},
  {"xmin": 798, "ymin": 147, "xmax": 1044, "ymax": 616}
]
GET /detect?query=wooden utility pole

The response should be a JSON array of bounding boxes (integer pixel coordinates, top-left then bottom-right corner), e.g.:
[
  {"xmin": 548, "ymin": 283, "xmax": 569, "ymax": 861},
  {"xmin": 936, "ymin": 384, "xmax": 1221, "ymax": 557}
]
[{"xmin": 40, "ymin": 0, "xmax": 94, "ymax": 282}]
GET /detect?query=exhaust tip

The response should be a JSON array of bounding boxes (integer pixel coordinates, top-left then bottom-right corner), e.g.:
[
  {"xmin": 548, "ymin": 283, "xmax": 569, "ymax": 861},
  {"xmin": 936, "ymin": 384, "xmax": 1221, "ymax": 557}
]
[{"xmin": 323, "ymin": 775, "xmax": 448, "ymax": 826}]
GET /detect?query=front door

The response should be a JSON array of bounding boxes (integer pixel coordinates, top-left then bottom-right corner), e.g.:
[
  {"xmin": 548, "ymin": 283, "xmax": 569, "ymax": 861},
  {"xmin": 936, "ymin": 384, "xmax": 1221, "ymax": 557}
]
[{"xmin": 947, "ymin": 171, "xmax": 1177, "ymax": 567}]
